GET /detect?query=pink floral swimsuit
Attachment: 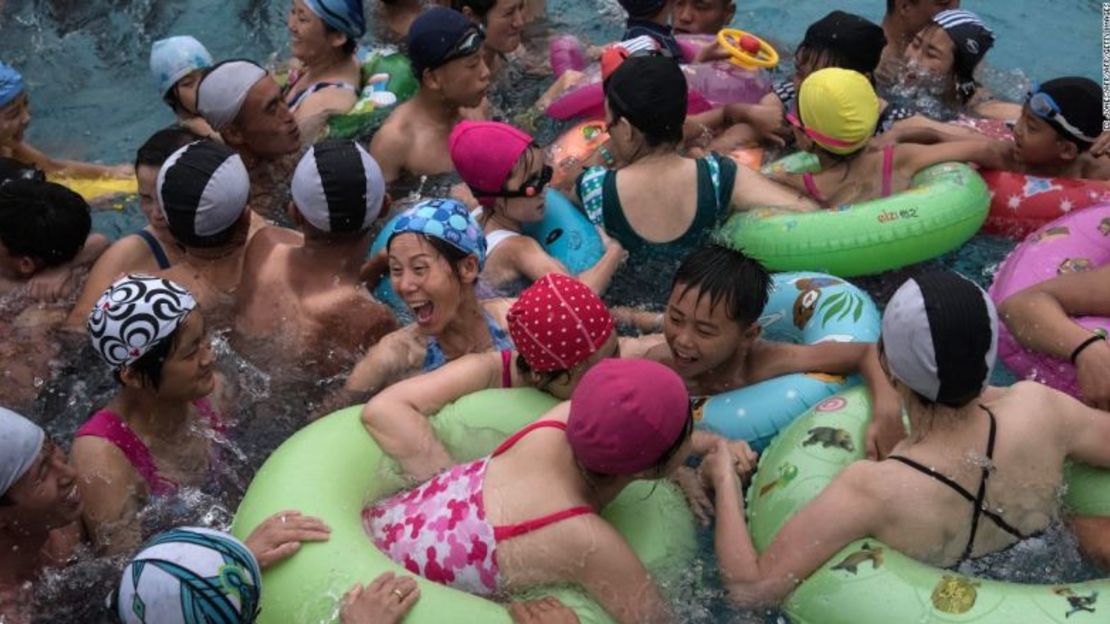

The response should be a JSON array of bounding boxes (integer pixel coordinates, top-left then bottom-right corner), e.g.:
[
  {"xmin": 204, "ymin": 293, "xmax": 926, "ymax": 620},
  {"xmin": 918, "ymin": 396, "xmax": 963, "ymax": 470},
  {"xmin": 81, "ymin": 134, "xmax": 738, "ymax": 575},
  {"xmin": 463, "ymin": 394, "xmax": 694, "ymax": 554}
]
[{"xmin": 364, "ymin": 421, "xmax": 594, "ymax": 596}]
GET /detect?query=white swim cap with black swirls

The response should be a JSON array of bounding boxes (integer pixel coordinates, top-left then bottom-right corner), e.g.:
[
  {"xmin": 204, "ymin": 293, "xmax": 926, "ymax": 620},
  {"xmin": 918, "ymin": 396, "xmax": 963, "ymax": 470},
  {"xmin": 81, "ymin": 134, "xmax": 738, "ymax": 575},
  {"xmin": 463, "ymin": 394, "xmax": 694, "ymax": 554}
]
[{"xmin": 88, "ymin": 274, "xmax": 197, "ymax": 370}]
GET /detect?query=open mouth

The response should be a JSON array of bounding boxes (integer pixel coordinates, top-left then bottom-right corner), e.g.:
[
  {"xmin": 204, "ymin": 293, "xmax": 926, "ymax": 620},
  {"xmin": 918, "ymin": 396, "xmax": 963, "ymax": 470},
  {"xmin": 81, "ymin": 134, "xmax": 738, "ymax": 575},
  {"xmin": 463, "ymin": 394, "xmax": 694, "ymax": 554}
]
[
  {"xmin": 673, "ymin": 350, "xmax": 699, "ymax": 368},
  {"xmin": 410, "ymin": 301, "xmax": 435, "ymax": 324}
]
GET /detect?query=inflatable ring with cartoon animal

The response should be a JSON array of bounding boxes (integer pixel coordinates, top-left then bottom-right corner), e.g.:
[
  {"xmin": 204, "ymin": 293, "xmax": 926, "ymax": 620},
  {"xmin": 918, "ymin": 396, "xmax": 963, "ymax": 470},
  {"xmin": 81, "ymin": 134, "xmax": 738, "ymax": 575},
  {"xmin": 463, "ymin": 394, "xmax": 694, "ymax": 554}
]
[
  {"xmin": 747, "ymin": 385, "xmax": 1110, "ymax": 623},
  {"xmin": 990, "ymin": 203, "xmax": 1110, "ymax": 399},
  {"xmin": 693, "ymin": 272, "xmax": 880, "ymax": 450},
  {"xmin": 719, "ymin": 152, "xmax": 990, "ymax": 277}
]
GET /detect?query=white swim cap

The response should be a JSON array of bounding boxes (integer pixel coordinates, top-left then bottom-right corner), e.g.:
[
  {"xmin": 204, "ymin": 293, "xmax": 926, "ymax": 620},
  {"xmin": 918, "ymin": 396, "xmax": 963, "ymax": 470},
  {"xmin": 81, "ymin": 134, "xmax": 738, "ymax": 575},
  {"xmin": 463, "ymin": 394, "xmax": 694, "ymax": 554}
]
[
  {"xmin": 0, "ymin": 407, "xmax": 45, "ymax": 498},
  {"xmin": 196, "ymin": 60, "xmax": 268, "ymax": 131},
  {"xmin": 881, "ymin": 271, "xmax": 998, "ymax": 407},
  {"xmin": 156, "ymin": 141, "xmax": 250, "ymax": 248},
  {"xmin": 291, "ymin": 140, "xmax": 385, "ymax": 233}
]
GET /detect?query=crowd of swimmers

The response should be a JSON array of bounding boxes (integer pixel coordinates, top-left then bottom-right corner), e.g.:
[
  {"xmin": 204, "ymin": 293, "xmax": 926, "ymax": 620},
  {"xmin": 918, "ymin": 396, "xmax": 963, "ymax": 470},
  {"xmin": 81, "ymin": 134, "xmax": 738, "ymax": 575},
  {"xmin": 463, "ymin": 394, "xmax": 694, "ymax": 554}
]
[{"xmin": 3, "ymin": 0, "xmax": 1110, "ymax": 622}]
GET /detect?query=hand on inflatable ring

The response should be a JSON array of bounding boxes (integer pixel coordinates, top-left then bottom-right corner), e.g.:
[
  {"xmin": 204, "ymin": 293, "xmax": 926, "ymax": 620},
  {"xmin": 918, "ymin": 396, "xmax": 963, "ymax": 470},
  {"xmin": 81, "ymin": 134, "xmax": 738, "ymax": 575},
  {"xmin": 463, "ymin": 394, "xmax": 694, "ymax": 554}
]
[{"xmin": 716, "ymin": 28, "xmax": 779, "ymax": 70}]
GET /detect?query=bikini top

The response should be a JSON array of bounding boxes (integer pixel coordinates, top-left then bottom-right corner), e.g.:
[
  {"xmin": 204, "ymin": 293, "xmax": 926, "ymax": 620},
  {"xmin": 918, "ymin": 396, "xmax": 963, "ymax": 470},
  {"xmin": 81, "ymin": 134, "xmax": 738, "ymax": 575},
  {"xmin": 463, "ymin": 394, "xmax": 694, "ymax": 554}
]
[
  {"xmin": 887, "ymin": 405, "xmax": 1027, "ymax": 562},
  {"xmin": 801, "ymin": 144, "xmax": 896, "ymax": 209},
  {"xmin": 285, "ymin": 77, "xmax": 357, "ymax": 112}
]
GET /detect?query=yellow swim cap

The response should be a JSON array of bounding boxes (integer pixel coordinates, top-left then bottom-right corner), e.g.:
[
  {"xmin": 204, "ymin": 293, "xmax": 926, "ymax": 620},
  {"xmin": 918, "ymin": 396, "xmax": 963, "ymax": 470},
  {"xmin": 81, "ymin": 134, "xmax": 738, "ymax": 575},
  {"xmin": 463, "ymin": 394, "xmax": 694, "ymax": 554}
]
[{"xmin": 797, "ymin": 68, "xmax": 880, "ymax": 155}]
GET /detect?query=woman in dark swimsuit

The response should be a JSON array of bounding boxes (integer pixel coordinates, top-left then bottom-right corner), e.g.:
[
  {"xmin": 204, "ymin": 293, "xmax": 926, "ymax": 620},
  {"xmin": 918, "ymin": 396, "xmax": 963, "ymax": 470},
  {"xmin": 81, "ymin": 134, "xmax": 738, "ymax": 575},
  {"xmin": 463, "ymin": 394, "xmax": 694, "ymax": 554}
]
[
  {"xmin": 702, "ymin": 271, "xmax": 1110, "ymax": 608},
  {"xmin": 284, "ymin": 0, "xmax": 365, "ymax": 134}
]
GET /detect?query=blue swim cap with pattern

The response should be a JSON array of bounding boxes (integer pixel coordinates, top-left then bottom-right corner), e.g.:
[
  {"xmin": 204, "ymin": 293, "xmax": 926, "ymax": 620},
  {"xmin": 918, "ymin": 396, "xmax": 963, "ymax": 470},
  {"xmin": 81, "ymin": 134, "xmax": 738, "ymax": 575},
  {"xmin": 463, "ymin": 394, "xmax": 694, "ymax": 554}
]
[
  {"xmin": 388, "ymin": 198, "xmax": 487, "ymax": 269},
  {"xmin": 0, "ymin": 62, "xmax": 25, "ymax": 108}
]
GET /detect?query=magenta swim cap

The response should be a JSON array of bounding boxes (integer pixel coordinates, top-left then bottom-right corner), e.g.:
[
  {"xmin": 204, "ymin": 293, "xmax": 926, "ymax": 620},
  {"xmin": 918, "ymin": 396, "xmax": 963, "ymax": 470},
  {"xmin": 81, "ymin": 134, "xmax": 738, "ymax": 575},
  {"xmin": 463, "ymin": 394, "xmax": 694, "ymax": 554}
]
[
  {"xmin": 449, "ymin": 120, "xmax": 534, "ymax": 207},
  {"xmin": 567, "ymin": 358, "xmax": 690, "ymax": 475}
]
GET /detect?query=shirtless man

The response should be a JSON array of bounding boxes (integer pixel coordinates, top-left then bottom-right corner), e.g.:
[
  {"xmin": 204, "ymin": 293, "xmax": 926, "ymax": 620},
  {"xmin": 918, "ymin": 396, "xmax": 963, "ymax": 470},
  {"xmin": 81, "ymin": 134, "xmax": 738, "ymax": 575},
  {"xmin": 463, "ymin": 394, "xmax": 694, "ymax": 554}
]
[
  {"xmin": 234, "ymin": 140, "xmax": 398, "ymax": 381},
  {"xmin": 877, "ymin": 0, "xmax": 958, "ymax": 86},
  {"xmin": 0, "ymin": 408, "xmax": 84, "ymax": 624},
  {"xmin": 0, "ymin": 180, "xmax": 108, "ymax": 411},
  {"xmin": 369, "ymin": 7, "xmax": 491, "ymax": 186},
  {"xmin": 196, "ymin": 60, "xmax": 303, "ymax": 222},
  {"xmin": 154, "ymin": 140, "xmax": 253, "ymax": 329}
]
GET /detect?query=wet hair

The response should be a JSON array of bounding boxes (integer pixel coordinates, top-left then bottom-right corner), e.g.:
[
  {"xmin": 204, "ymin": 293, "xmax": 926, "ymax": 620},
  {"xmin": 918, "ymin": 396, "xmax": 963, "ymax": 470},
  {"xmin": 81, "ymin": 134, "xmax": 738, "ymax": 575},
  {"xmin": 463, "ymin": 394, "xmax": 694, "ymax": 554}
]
[
  {"xmin": 796, "ymin": 11, "xmax": 887, "ymax": 82},
  {"xmin": 135, "ymin": 127, "xmax": 203, "ymax": 170},
  {"xmin": 323, "ymin": 23, "xmax": 359, "ymax": 55},
  {"xmin": 387, "ymin": 231, "xmax": 473, "ymax": 281},
  {"xmin": 451, "ymin": 0, "xmax": 497, "ymax": 19},
  {"xmin": 605, "ymin": 55, "xmax": 687, "ymax": 147},
  {"xmin": 0, "ymin": 180, "xmax": 91, "ymax": 268},
  {"xmin": 115, "ymin": 324, "xmax": 184, "ymax": 390},
  {"xmin": 672, "ymin": 244, "xmax": 771, "ymax": 327}
]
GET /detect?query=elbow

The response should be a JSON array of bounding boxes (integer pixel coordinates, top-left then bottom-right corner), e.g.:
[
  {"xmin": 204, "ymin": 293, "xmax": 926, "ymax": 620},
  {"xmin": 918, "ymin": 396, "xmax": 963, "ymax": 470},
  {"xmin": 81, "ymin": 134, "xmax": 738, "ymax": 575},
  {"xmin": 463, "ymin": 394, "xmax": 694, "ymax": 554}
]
[{"xmin": 360, "ymin": 399, "xmax": 387, "ymax": 437}]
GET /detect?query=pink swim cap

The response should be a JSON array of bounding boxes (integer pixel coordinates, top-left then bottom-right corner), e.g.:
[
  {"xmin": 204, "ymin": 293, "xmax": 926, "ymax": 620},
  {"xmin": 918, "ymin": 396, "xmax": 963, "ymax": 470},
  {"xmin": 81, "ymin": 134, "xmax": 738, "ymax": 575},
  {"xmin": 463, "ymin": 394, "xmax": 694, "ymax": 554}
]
[
  {"xmin": 449, "ymin": 121, "xmax": 534, "ymax": 207},
  {"xmin": 567, "ymin": 359, "xmax": 690, "ymax": 475}
]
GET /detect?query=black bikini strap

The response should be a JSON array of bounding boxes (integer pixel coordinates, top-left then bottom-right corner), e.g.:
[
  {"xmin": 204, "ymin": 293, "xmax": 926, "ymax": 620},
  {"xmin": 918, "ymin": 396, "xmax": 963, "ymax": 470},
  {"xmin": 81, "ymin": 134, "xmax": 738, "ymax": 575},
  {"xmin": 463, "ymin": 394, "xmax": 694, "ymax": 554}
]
[{"xmin": 888, "ymin": 455, "xmax": 978, "ymax": 503}]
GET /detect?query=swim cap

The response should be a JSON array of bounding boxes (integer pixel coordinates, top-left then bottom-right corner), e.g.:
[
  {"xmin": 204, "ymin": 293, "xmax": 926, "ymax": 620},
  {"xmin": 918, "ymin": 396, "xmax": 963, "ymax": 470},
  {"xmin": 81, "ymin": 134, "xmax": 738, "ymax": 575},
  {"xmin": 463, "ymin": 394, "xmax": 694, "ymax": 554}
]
[
  {"xmin": 0, "ymin": 407, "xmax": 44, "ymax": 498},
  {"xmin": 600, "ymin": 36, "xmax": 660, "ymax": 82},
  {"xmin": 449, "ymin": 121, "xmax": 533, "ymax": 206},
  {"xmin": 388, "ymin": 198, "xmax": 486, "ymax": 269},
  {"xmin": 605, "ymin": 55, "xmax": 687, "ymax": 144},
  {"xmin": 568, "ymin": 358, "xmax": 690, "ymax": 475},
  {"xmin": 932, "ymin": 10, "xmax": 995, "ymax": 86},
  {"xmin": 156, "ymin": 141, "xmax": 250, "ymax": 248},
  {"xmin": 800, "ymin": 11, "xmax": 886, "ymax": 75},
  {"xmin": 150, "ymin": 36, "xmax": 214, "ymax": 98},
  {"xmin": 292, "ymin": 140, "xmax": 385, "ymax": 233},
  {"xmin": 88, "ymin": 274, "xmax": 198, "ymax": 371},
  {"xmin": 618, "ymin": 0, "xmax": 667, "ymax": 19},
  {"xmin": 881, "ymin": 271, "xmax": 998, "ymax": 408},
  {"xmin": 1035, "ymin": 77, "xmax": 1104, "ymax": 146},
  {"xmin": 0, "ymin": 62, "xmax": 24, "ymax": 108},
  {"xmin": 196, "ymin": 60, "xmax": 268, "ymax": 131},
  {"xmin": 303, "ymin": 0, "xmax": 366, "ymax": 39},
  {"xmin": 797, "ymin": 68, "xmax": 879, "ymax": 155},
  {"xmin": 113, "ymin": 527, "xmax": 261, "ymax": 624},
  {"xmin": 508, "ymin": 274, "xmax": 615, "ymax": 373},
  {"xmin": 407, "ymin": 7, "xmax": 485, "ymax": 80}
]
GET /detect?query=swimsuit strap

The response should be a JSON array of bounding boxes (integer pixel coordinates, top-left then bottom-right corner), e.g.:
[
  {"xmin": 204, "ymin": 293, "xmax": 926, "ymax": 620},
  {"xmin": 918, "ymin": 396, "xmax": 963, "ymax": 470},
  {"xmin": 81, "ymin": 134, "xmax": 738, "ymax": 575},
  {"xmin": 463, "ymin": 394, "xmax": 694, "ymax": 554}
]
[
  {"xmin": 500, "ymin": 349, "xmax": 513, "ymax": 389},
  {"xmin": 422, "ymin": 338, "xmax": 447, "ymax": 372},
  {"xmin": 135, "ymin": 229, "xmax": 171, "ymax": 270},
  {"xmin": 287, "ymin": 80, "xmax": 357, "ymax": 111},
  {"xmin": 491, "ymin": 420, "xmax": 567, "ymax": 457},
  {"xmin": 801, "ymin": 172, "xmax": 827, "ymax": 206},
  {"xmin": 485, "ymin": 229, "xmax": 520, "ymax": 256},
  {"xmin": 422, "ymin": 312, "xmax": 512, "ymax": 373},
  {"xmin": 493, "ymin": 506, "xmax": 595, "ymax": 541},
  {"xmin": 192, "ymin": 397, "xmax": 225, "ymax": 433},
  {"xmin": 881, "ymin": 144, "xmax": 895, "ymax": 199},
  {"xmin": 75, "ymin": 410, "xmax": 176, "ymax": 496}
]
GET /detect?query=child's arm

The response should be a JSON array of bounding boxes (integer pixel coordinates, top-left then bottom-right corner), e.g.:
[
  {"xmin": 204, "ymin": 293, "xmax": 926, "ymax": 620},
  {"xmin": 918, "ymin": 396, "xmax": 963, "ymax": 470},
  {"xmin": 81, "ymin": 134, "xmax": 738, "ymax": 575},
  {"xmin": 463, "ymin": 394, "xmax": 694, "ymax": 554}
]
[
  {"xmin": 731, "ymin": 165, "xmax": 819, "ymax": 213},
  {"xmin": 12, "ymin": 142, "xmax": 132, "ymax": 178},
  {"xmin": 897, "ymin": 139, "xmax": 1018, "ymax": 175},
  {"xmin": 881, "ymin": 115, "xmax": 986, "ymax": 144},
  {"xmin": 27, "ymin": 233, "xmax": 110, "ymax": 302},
  {"xmin": 506, "ymin": 227, "xmax": 626, "ymax": 295}
]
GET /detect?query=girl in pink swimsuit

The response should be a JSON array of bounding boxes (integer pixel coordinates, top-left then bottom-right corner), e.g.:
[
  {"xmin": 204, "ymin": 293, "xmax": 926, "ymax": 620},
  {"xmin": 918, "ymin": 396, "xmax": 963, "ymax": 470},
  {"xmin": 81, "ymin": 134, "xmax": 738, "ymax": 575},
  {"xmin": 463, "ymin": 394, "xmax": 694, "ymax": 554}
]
[
  {"xmin": 70, "ymin": 274, "xmax": 229, "ymax": 555},
  {"xmin": 365, "ymin": 358, "xmax": 694, "ymax": 622}
]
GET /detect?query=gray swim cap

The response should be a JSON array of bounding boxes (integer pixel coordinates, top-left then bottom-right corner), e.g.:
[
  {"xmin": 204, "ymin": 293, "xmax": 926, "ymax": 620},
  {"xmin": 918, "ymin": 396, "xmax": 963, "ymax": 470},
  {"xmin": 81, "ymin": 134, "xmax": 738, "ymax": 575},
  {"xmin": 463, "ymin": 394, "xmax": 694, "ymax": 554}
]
[
  {"xmin": 197, "ymin": 60, "xmax": 268, "ymax": 131},
  {"xmin": 881, "ymin": 271, "xmax": 998, "ymax": 407},
  {"xmin": 0, "ymin": 407, "xmax": 44, "ymax": 498}
]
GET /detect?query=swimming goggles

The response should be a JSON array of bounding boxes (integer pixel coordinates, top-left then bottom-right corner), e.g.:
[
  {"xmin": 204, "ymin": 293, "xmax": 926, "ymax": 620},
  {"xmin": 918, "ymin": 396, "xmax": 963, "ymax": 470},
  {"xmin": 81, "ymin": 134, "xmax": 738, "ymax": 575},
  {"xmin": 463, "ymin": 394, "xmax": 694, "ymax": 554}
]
[
  {"xmin": 784, "ymin": 108, "xmax": 863, "ymax": 151},
  {"xmin": 498, "ymin": 164, "xmax": 553, "ymax": 198},
  {"xmin": 1026, "ymin": 84, "xmax": 1099, "ymax": 143},
  {"xmin": 439, "ymin": 25, "xmax": 486, "ymax": 67}
]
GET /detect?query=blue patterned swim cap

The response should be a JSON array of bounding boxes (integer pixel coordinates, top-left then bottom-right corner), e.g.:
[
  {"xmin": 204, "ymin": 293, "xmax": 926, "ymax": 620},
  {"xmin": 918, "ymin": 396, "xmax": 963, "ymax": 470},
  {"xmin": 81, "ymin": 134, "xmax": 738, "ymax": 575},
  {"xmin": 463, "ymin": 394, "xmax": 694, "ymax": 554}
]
[
  {"xmin": 114, "ymin": 527, "xmax": 261, "ymax": 624},
  {"xmin": 150, "ymin": 36, "xmax": 214, "ymax": 98},
  {"xmin": 0, "ymin": 62, "xmax": 25, "ymax": 108},
  {"xmin": 388, "ymin": 198, "xmax": 487, "ymax": 269}
]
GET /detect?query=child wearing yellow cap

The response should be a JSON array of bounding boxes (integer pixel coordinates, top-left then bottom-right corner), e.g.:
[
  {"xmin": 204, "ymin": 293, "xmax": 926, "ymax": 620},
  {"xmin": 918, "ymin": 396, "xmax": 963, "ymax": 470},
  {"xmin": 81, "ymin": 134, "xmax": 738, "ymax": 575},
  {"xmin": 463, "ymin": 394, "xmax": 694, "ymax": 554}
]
[{"xmin": 770, "ymin": 67, "xmax": 1018, "ymax": 208}]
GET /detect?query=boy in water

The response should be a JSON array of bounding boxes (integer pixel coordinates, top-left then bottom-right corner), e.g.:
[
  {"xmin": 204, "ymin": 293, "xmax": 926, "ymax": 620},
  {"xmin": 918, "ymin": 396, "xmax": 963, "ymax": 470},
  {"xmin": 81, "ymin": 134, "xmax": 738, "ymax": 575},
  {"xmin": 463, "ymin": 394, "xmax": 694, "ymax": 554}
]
[
  {"xmin": 638, "ymin": 245, "xmax": 905, "ymax": 458},
  {"xmin": 0, "ymin": 63, "xmax": 132, "ymax": 178},
  {"xmin": 234, "ymin": 140, "xmax": 398, "ymax": 381},
  {"xmin": 672, "ymin": 0, "xmax": 734, "ymax": 36},
  {"xmin": 369, "ymin": 7, "xmax": 491, "ymax": 185}
]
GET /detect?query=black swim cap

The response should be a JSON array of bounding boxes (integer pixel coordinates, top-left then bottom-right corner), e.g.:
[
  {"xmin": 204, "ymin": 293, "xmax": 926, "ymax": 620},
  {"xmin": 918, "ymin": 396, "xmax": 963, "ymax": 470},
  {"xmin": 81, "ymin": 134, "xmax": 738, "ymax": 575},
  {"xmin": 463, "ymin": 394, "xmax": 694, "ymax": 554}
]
[
  {"xmin": 800, "ymin": 11, "xmax": 887, "ymax": 76},
  {"xmin": 1038, "ymin": 77, "xmax": 1104, "ymax": 147},
  {"xmin": 619, "ymin": 0, "xmax": 668, "ymax": 19},
  {"xmin": 605, "ymin": 55, "xmax": 687, "ymax": 146}
]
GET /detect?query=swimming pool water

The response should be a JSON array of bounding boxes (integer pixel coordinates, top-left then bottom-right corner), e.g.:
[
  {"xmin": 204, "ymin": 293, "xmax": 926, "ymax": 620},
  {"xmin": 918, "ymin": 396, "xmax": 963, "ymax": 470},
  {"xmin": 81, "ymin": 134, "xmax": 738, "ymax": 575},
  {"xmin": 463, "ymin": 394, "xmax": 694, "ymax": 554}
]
[{"xmin": 1, "ymin": 0, "xmax": 1102, "ymax": 621}]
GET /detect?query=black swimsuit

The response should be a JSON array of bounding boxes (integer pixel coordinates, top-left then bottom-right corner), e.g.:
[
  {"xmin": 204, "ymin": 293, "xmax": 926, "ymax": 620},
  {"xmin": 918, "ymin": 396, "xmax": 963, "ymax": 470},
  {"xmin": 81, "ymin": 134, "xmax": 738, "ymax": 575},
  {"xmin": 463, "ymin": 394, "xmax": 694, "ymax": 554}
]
[{"xmin": 887, "ymin": 406, "xmax": 1027, "ymax": 561}]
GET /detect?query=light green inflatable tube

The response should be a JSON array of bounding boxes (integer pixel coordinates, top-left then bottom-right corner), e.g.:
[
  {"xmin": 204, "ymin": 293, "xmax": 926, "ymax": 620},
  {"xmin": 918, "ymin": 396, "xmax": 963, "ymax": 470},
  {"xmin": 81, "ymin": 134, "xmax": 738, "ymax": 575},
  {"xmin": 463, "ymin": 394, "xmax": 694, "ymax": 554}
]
[
  {"xmin": 746, "ymin": 385, "xmax": 1110, "ymax": 623},
  {"xmin": 231, "ymin": 389, "xmax": 696, "ymax": 623},
  {"xmin": 718, "ymin": 152, "xmax": 990, "ymax": 277}
]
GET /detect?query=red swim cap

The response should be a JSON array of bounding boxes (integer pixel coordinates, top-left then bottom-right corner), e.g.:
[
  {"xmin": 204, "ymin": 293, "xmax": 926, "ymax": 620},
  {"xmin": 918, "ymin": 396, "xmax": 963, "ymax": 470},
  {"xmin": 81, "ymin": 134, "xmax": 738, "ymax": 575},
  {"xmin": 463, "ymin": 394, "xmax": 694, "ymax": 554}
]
[
  {"xmin": 568, "ymin": 358, "xmax": 690, "ymax": 475},
  {"xmin": 449, "ymin": 120, "xmax": 534, "ymax": 207},
  {"xmin": 507, "ymin": 273, "xmax": 614, "ymax": 373}
]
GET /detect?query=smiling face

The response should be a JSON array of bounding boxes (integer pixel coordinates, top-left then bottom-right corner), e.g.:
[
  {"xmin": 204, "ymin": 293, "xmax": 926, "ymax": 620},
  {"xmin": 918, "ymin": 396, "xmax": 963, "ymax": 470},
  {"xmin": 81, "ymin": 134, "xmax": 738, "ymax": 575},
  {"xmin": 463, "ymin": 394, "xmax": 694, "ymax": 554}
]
[
  {"xmin": 1, "ymin": 439, "xmax": 83, "ymax": 532},
  {"xmin": 673, "ymin": 0, "xmax": 734, "ymax": 35},
  {"xmin": 0, "ymin": 93, "xmax": 31, "ymax": 147},
  {"xmin": 287, "ymin": 0, "xmax": 348, "ymax": 62},
  {"xmin": 225, "ymin": 76, "xmax": 301, "ymax": 158},
  {"xmin": 1012, "ymin": 104, "xmax": 1076, "ymax": 166},
  {"xmin": 663, "ymin": 282, "xmax": 756, "ymax": 381},
  {"xmin": 387, "ymin": 233, "xmax": 480, "ymax": 335},
  {"xmin": 481, "ymin": 0, "xmax": 526, "ymax": 54}
]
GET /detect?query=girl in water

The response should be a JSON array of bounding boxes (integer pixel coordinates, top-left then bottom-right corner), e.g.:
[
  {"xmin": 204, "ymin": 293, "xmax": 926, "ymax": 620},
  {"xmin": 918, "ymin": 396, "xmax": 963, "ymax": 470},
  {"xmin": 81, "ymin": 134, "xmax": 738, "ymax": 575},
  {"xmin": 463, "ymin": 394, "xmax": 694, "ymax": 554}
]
[
  {"xmin": 70, "ymin": 274, "xmax": 233, "ymax": 555},
  {"xmin": 149, "ymin": 36, "xmax": 219, "ymax": 141}
]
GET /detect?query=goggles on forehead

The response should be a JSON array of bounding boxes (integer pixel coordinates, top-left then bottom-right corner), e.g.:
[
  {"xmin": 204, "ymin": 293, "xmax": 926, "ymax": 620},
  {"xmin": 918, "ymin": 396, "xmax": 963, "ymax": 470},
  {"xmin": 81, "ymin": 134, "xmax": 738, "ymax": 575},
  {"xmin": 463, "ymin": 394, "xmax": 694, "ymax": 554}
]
[
  {"xmin": 440, "ymin": 26, "xmax": 486, "ymax": 66},
  {"xmin": 1026, "ymin": 85, "xmax": 1099, "ymax": 144}
]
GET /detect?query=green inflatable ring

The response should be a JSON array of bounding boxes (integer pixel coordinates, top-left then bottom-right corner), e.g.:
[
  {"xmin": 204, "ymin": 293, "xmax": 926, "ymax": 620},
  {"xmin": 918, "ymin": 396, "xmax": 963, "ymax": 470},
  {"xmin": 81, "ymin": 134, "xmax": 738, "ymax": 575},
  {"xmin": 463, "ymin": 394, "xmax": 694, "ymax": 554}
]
[
  {"xmin": 325, "ymin": 52, "xmax": 418, "ymax": 141},
  {"xmin": 231, "ymin": 389, "xmax": 696, "ymax": 623},
  {"xmin": 718, "ymin": 152, "xmax": 990, "ymax": 277},
  {"xmin": 746, "ymin": 385, "xmax": 1110, "ymax": 623}
]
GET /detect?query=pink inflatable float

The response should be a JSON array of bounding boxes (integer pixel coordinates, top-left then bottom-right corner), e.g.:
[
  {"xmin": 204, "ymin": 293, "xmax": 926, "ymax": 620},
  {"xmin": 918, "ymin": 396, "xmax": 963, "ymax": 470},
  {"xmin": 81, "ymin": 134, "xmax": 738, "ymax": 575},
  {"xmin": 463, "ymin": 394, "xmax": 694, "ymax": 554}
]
[
  {"xmin": 546, "ymin": 34, "xmax": 771, "ymax": 121},
  {"xmin": 990, "ymin": 203, "xmax": 1110, "ymax": 397}
]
